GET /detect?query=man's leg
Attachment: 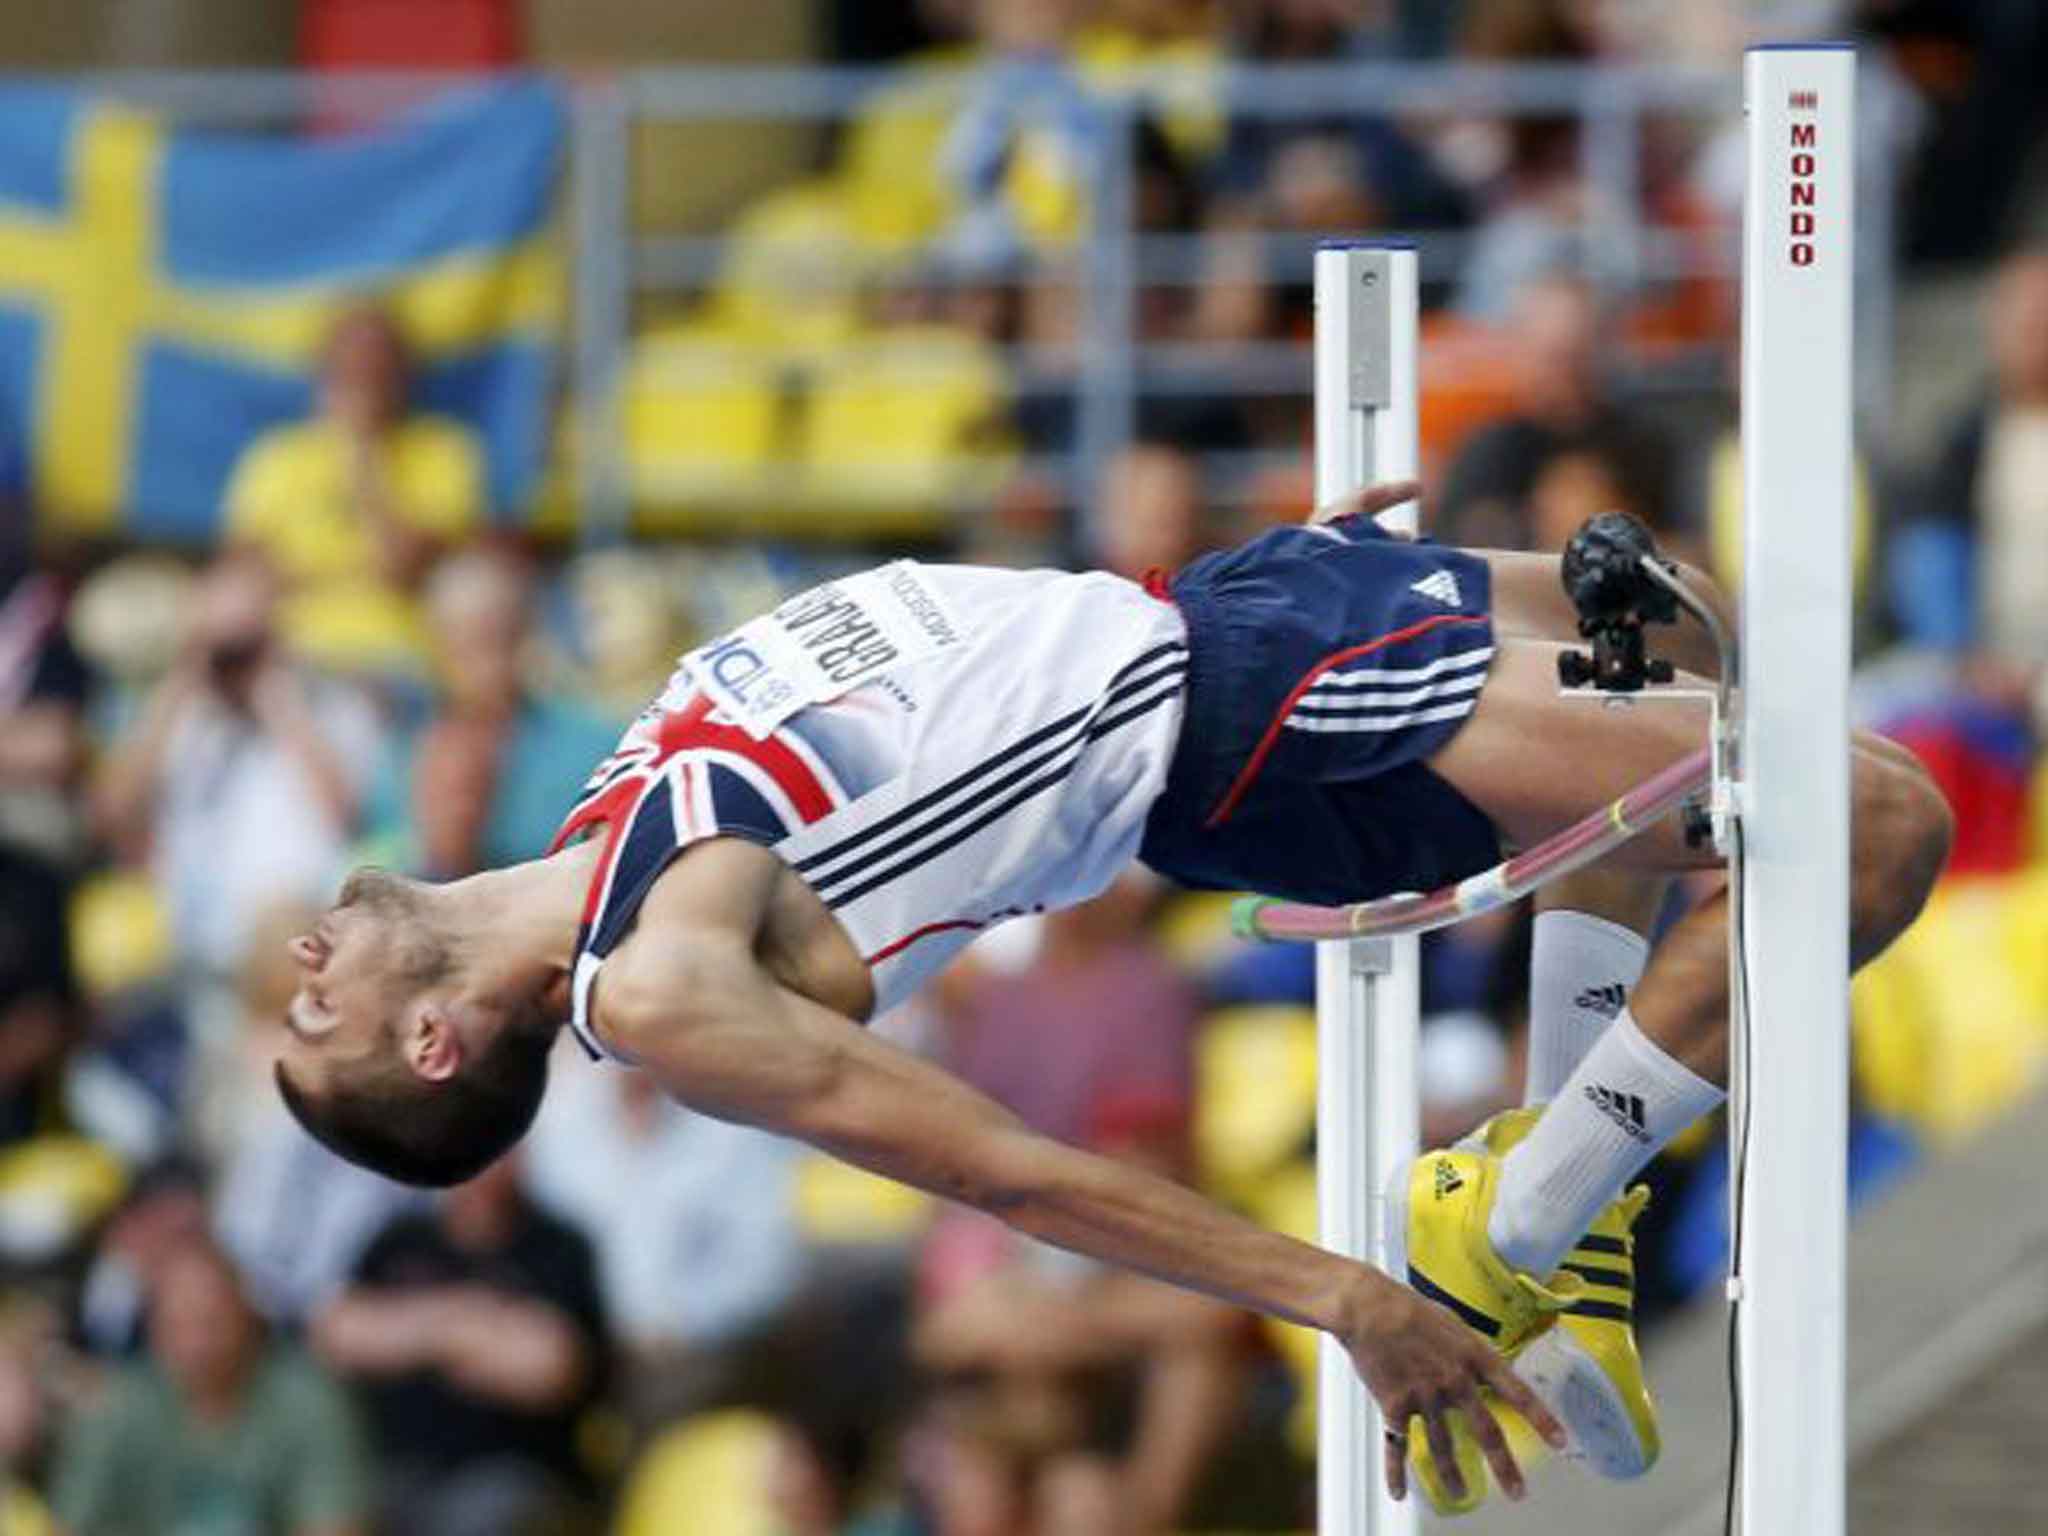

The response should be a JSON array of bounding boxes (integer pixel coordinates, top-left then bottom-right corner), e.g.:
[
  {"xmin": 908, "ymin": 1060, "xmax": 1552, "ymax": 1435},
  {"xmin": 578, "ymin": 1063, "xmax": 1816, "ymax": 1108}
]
[
  {"xmin": 1480, "ymin": 551, "xmax": 1688, "ymax": 1112},
  {"xmin": 1524, "ymin": 871, "xmax": 1659, "ymax": 1106},
  {"xmin": 1383, "ymin": 541, "xmax": 1945, "ymax": 1496},
  {"xmin": 1424, "ymin": 636, "xmax": 1954, "ymax": 1277}
]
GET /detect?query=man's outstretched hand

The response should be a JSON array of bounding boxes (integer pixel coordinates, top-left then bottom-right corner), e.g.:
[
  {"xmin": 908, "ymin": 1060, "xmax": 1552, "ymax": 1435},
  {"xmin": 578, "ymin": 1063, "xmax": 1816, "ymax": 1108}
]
[{"xmin": 1340, "ymin": 1276, "xmax": 1567, "ymax": 1503}]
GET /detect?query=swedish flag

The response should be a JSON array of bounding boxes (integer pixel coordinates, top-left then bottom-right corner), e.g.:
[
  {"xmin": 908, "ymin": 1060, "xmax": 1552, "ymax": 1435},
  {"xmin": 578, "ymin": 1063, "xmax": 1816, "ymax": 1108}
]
[{"xmin": 0, "ymin": 79, "xmax": 562, "ymax": 542}]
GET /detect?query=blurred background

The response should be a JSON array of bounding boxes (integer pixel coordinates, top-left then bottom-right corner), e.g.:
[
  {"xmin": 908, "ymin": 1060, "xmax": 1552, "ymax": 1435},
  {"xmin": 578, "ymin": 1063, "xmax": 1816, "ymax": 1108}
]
[{"xmin": 2, "ymin": 1, "xmax": 2047, "ymax": 1533}]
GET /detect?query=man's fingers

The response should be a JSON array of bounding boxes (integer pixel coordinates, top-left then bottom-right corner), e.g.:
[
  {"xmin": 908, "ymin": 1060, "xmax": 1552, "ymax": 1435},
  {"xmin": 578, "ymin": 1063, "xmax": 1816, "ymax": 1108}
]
[
  {"xmin": 1384, "ymin": 1420, "xmax": 1408, "ymax": 1502},
  {"xmin": 1353, "ymin": 478, "xmax": 1423, "ymax": 521},
  {"xmin": 1486, "ymin": 1355, "xmax": 1568, "ymax": 1450},
  {"xmin": 1310, "ymin": 478, "xmax": 1423, "ymax": 527},
  {"xmin": 1458, "ymin": 1387, "xmax": 1525, "ymax": 1501},
  {"xmin": 1422, "ymin": 1403, "xmax": 1466, "ymax": 1502}
]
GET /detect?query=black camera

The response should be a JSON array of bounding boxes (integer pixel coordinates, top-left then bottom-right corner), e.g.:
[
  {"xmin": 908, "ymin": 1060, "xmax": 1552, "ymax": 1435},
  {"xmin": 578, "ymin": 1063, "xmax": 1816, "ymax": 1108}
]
[{"xmin": 1557, "ymin": 513, "xmax": 1681, "ymax": 693}]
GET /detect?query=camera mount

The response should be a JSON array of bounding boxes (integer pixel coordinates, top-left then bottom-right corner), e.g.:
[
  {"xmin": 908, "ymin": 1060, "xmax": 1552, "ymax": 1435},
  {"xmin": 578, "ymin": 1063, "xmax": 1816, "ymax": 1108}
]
[{"xmin": 1557, "ymin": 512, "xmax": 1682, "ymax": 693}]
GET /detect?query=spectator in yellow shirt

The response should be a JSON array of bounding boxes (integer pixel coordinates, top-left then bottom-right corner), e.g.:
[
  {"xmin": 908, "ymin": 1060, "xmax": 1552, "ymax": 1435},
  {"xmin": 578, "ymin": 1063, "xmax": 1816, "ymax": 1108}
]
[{"xmin": 224, "ymin": 305, "xmax": 485, "ymax": 676}]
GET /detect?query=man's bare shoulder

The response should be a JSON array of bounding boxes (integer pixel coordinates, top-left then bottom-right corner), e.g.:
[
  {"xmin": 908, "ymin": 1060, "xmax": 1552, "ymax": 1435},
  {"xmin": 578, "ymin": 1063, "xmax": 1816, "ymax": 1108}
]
[
  {"xmin": 587, "ymin": 838, "xmax": 780, "ymax": 1056},
  {"xmin": 635, "ymin": 835, "xmax": 785, "ymax": 934}
]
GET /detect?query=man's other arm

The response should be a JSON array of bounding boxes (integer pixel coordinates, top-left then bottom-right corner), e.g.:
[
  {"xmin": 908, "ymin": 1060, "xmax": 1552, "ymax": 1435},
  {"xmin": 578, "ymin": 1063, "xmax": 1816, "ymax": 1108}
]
[{"xmin": 597, "ymin": 840, "xmax": 1561, "ymax": 1502}]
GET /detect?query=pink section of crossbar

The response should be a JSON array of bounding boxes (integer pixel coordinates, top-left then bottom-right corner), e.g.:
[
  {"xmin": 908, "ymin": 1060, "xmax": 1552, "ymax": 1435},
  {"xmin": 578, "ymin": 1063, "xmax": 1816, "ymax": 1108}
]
[{"xmin": 1233, "ymin": 746, "xmax": 1713, "ymax": 943}]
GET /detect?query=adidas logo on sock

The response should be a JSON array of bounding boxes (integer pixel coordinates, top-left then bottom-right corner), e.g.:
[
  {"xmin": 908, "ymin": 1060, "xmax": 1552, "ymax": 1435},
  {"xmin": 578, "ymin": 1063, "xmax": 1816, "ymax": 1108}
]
[
  {"xmin": 1409, "ymin": 570, "xmax": 1463, "ymax": 607},
  {"xmin": 1574, "ymin": 982, "xmax": 1628, "ymax": 1020},
  {"xmin": 1433, "ymin": 1159, "xmax": 1465, "ymax": 1199},
  {"xmin": 1584, "ymin": 1083, "xmax": 1652, "ymax": 1144}
]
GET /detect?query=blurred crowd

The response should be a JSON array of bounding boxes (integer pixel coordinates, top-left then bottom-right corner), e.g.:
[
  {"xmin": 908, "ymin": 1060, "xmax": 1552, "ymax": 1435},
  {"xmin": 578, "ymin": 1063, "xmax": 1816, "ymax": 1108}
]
[{"xmin": 4, "ymin": 1, "xmax": 2048, "ymax": 1533}]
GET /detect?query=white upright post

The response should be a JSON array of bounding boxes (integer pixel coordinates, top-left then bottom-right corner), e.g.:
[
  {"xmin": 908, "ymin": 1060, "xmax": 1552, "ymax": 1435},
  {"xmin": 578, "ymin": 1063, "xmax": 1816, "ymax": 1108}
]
[
  {"xmin": 1312, "ymin": 243, "xmax": 1420, "ymax": 1536},
  {"xmin": 1736, "ymin": 46, "xmax": 1855, "ymax": 1536}
]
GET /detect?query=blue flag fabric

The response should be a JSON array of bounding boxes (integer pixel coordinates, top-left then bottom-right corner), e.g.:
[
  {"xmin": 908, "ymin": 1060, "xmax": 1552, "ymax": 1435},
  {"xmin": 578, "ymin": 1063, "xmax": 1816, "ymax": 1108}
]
[{"xmin": 0, "ymin": 78, "xmax": 564, "ymax": 542}]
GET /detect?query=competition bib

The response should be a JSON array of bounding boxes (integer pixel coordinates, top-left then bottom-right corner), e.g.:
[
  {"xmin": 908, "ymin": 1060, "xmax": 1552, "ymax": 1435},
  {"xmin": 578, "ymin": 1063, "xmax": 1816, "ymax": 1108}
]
[{"xmin": 681, "ymin": 562, "xmax": 968, "ymax": 738}]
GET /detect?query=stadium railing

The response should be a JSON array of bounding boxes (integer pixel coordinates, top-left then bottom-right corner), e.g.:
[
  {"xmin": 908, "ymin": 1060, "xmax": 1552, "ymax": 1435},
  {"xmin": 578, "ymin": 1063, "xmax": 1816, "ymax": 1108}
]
[{"xmin": 73, "ymin": 60, "xmax": 1907, "ymax": 543}]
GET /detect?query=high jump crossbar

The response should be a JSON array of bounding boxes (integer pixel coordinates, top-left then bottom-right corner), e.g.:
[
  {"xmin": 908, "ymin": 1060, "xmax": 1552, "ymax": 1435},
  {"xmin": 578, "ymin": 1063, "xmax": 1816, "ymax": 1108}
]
[{"xmin": 1291, "ymin": 44, "xmax": 1853, "ymax": 1536}]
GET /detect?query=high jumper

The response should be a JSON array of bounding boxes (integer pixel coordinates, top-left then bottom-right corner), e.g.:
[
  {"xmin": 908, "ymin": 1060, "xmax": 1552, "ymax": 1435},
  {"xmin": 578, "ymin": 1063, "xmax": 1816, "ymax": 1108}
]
[{"xmin": 275, "ymin": 481, "xmax": 1949, "ymax": 1510}]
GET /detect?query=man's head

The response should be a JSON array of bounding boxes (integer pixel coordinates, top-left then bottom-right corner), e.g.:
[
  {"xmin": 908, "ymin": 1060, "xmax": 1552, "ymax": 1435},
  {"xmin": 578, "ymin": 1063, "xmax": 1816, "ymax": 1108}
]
[{"xmin": 275, "ymin": 868, "xmax": 552, "ymax": 1188}]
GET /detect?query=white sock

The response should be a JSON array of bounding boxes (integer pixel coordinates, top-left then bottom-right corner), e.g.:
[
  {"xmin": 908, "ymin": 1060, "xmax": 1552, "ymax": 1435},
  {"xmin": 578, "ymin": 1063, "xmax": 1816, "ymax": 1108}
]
[
  {"xmin": 1524, "ymin": 910, "xmax": 1650, "ymax": 1105},
  {"xmin": 1489, "ymin": 1009, "xmax": 1723, "ymax": 1278}
]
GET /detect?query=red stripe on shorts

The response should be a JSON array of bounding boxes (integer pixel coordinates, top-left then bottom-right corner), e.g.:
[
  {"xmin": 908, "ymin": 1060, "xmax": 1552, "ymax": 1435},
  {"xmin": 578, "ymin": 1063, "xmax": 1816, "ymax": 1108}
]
[{"xmin": 1202, "ymin": 613, "xmax": 1489, "ymax": 829}]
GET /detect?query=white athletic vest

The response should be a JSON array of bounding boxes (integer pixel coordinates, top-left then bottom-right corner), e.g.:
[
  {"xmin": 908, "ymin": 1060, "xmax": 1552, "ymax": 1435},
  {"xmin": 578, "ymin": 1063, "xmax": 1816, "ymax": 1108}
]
[{"xmin": 550, "ymin": 561, "xmax": 1188, "ymax": 1058}]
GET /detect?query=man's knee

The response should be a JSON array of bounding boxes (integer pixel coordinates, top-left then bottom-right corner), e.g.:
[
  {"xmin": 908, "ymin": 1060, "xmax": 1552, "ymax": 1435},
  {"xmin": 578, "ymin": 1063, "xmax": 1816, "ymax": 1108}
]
[{"xmin": 1850, "ymin": 747, "xmax": 1953, "ymax": 958}]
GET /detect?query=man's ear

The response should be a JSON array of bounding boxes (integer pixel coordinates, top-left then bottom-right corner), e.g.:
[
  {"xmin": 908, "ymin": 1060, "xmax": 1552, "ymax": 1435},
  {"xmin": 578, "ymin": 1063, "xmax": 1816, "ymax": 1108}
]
[{"xmin": 401, "ymin": 1003, "xmax": 463, "ymax": 1083}]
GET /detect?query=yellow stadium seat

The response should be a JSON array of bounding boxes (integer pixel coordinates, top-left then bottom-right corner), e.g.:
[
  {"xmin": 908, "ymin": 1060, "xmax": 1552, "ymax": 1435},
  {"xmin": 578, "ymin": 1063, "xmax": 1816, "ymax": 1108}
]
[
  {"xmin": 1707, "ymin": 431, "xmax": 1874, "ymax": 597},
  {"xmin": 1194, "ymin": 1006, "xmax": 1318, "ymax": 1202},
  {"xmin": 706, "ymin": 179, "xmax": 868, "ymax": 351},
  {"xmin": 1074, "ymin": 28, "xmax": 1226, "ymax": 165},
  {"xmin": 1252, "ymin": 1159, "xmax": 1321, "ymax": 1456},
  {"xmin": 614, "ymin": 1411, "xmax": 784, "ymax": 1536},
  {"xmin": 623, "ymin": 320, "xmax": 783, "ymax": 522},
  {"xmin": 799, "ymin": 325, "xmax": 1014, "ymax": 534},
  {"xmin": 1851, "ymin": 876, "xmax": 2048, "ymax": 1141},
  {"xmin": 792, "ymin": 1152, "xmax": 933, "ymax": 1246},
  {"xmin": 68, "ymin": 872, "xmax": 173, "ymax": 999},
  {"xmin": 1152, "ymin": 890, "xmax": 1243, "ymax": 975},
  {"xmin": 837, "ymin": 50, "xmax": 976, "ymax": 256},
  {"xmin": 0, "ymin": 1137, "xmax": 126, "ymax": 1265},
  {"xmin": 0, "ymin": 1485, "xmax": 53, "ymax": 1536},
  {"xmin": 839, "ymin": 43, "xmax": 1205, "ymax": 257},
  {"xmin": 1851, "ymin": 930, "xmax": 1941, "ymax": 1129},
  {"xmin": 1999, "ymin": 868, "xmax": 2048, "ymax": 1022},
  {"xmin": 1000, "ymin": 127, "xmax": 1091, "ymax": 251}
]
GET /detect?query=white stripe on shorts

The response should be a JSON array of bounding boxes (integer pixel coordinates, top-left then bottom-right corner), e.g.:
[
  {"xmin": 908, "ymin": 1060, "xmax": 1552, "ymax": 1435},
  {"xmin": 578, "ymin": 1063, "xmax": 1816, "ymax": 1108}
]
[
  {"xmin": 1283, "ymin": 698, "xmax": 1479, "ymax": 735},
  {"xmin": 1299, "ymin": 668, "xmax": 1488, "ymax": 713},
  {"xmin": 1306, "ymin": 645, "xmax": 1495, "ymax": 691}
]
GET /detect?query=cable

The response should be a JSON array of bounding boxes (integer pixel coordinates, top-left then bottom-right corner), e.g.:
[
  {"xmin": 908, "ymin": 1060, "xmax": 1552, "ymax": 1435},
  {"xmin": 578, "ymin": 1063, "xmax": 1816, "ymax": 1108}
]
[{"xmin": 1724, "ymin": 816, "xmax": 1755, "ymax": 1536}]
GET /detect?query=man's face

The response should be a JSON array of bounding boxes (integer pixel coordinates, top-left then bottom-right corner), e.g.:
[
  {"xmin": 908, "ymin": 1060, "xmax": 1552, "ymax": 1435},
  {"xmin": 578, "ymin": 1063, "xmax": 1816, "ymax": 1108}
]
[{"xmin": 279, "ymin": 871, "xmax": 430, "ymax": 1098}]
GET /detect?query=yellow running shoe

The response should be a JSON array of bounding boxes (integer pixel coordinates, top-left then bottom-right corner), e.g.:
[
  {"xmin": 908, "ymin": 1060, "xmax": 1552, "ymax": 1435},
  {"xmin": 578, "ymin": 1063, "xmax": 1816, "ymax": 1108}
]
[
  {"xmin": 1462, "ymin": 1107, "xmax": 1663, "ymax": 1481},
  {"xmin": 1386, "ymin": 1147, "xmax": 1577, "ymax": 1514}
]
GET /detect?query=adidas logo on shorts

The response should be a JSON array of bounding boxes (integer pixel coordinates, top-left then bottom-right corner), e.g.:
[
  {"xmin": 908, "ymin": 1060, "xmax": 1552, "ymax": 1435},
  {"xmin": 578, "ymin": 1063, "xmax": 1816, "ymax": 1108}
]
[
  {"xmin": 1433, "ymin": 1158, "xmax": 1466, "ymax": 1199},
  {"xmin": 1585, "ymin": 1084, "xmax": 1652, "ymax": 1143},
  {"xmin": 1409, "ymin": 570, "xmax": 1463, "ymax": 607},
  {"xmin": 1574, "ymin": 982, "xmax": 1629, "ymax": 1020}
]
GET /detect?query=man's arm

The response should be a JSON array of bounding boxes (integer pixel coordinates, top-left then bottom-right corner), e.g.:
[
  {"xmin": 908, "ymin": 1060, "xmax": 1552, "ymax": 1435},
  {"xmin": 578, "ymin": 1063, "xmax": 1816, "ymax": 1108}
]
[{"xmin": 598, "ymin": 840, "xmax": 1562, "ymax": 1503}]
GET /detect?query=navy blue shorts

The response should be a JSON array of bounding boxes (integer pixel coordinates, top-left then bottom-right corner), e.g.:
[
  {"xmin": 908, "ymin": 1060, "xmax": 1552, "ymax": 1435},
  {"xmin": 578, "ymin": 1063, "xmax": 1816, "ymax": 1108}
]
[{"xmin": 1139, "ymin": 517, "xmax": 1503, "ymax": 906}]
